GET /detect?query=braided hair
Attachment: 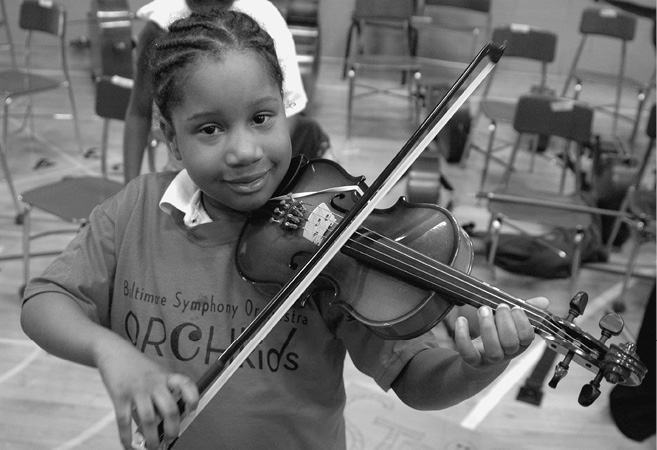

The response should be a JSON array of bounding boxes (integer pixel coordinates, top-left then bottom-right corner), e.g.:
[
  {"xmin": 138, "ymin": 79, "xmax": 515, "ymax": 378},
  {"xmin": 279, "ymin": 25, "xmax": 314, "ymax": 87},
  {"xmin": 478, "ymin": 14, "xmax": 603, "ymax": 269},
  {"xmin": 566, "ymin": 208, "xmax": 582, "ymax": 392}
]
[{"xmin": 148, "ymin": 9, "xmax": 284, "ymax": 125}]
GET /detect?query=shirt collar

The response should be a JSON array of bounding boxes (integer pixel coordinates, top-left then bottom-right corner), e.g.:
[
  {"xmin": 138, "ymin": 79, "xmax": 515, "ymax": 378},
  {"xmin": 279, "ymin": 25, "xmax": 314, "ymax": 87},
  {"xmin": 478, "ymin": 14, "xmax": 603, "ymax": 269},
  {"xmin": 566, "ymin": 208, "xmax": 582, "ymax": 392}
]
[{"xmin": 159, "ymin": 170, "xmax": 213, "ymax": 227}]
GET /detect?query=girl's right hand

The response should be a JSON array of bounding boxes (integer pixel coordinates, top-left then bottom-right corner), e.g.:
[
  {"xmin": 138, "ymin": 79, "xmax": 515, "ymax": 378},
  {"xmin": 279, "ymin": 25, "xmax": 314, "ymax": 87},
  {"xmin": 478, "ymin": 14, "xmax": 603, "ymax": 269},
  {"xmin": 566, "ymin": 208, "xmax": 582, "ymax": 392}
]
[{"xmin": 94, "ymin": 339, "xmax": 199, "ymax": 450}]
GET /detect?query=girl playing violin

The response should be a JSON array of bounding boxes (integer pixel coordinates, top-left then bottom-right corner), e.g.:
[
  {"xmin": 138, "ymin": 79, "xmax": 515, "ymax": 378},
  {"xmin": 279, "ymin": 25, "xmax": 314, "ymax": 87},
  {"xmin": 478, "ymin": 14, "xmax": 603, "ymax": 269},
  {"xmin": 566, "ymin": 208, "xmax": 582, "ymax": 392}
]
[{"xmin": 21, "ymin": 9, "xmax": 548, "ymax": 450}]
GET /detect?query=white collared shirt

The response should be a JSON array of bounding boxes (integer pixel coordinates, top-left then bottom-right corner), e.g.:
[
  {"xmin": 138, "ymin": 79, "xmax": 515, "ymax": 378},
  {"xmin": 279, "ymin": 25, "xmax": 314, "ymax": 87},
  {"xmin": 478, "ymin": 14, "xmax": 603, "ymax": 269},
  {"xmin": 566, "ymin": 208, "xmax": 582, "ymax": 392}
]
[{"xmin": 159, "ymin": 170, "xmax": 213, "ymax": 227}]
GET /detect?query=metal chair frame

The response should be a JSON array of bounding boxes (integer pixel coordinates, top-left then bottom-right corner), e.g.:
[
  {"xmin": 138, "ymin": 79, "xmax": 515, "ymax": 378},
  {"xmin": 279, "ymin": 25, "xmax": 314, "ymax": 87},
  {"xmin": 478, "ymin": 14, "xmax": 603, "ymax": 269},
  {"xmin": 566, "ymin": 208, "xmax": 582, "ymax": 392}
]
[
  {"xmin": 481, "ymin": 94, "xmax": 599, "ymax": 292},
  {"xmin": 561, "ymin": 7, "xmax": 653, "ymax": 142},
  {"xmin": 411, "ymin": 0, "xmax": 492, "ymax": 122},
  {"xmin": 464, "ymin": 24, "xmax": 558, "ymax": 191},
  {"xmin": 0, "ymin": 0, "xmax": 83, "ymax": 217},
  {"xmin": 343, "ymin": 0, "xmax": 420, "ymax": 140},
  {"xmin": 0, "ymin": 0, "xmax": 16, "ymax": 68},
  {"xmin": 604, "ymin": 104, "xmax": 656, "ymax": 311}
]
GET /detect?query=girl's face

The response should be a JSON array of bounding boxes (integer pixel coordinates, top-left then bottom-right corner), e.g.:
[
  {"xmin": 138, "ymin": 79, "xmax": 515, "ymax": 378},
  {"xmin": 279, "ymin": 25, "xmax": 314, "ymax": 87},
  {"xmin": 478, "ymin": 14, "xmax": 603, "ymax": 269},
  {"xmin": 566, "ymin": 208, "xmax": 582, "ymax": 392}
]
[{"xmin": 164, "ymin": 50, "xmax": 291, "ymax": 215}]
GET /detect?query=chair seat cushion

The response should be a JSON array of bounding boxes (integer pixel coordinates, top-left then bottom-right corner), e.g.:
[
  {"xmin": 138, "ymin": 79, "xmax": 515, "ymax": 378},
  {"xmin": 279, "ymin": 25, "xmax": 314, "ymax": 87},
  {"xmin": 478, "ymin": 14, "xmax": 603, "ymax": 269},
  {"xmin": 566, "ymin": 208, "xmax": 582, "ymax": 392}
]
[
  {"xmin": 479, "ymin": 99, "xmax": 516, "ymax": 123},
  {"xmin": 350, "ymin": 54, "xmax": 419, "ymax": 71},
  {"xmin": 0, "ymin": 70, "xmax": 65, "ymax": 98},
  {"xmin": 20, "ymin": 176, "xmax": 123, "ymax": 223}
]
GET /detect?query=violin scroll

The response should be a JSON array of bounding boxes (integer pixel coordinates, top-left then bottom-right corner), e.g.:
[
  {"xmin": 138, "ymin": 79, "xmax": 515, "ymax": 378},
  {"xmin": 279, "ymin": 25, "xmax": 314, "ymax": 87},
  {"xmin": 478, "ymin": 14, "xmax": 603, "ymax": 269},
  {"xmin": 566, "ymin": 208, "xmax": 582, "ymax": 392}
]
[{"xmin": 546, "ymin": 292, "xmax": 647, "ymax": 406}]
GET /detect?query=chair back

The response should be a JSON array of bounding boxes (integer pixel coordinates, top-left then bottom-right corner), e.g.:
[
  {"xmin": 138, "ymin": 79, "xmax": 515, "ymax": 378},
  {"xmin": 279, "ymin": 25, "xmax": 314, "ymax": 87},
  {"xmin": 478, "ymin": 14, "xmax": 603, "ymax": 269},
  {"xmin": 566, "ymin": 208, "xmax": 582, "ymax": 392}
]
[
  {"xmin": 416, "ymin": 0, "xmax": 491, "ymax": 61},
  {"xmin": 19, "ymin": 0, "xmax": 66, "ymax": 37},
  {"xmin": 95, "ymin": 75, "xmax": 132, "ymax": 121},
  {"xmin": 422, "ymin": 0, "xmax": 490, "ymax": 13},
  {"xmin": 513, "ymin": 95, "xmax": 593, "ymax": 145},
  {"xmin": 18, "ymin": 0, "xmax": 69, "ymax": 75},
  {"xmin": 353, "ymin": 0, "xmax": 416, "ymax": 21},
  {"xmin": 647, "ymin": 103, "xmax": 656, "ymax": 140},
  {"xmin": 481, "ymin": 24, "xmax": 557, "ymax": 94},
  {"xmin": 492, "ymin": 24, "xmax": 557, "ymax": 63},
  {"xmin": 580, "ymin": 7, "xmax": 636, "ymax": 41}
]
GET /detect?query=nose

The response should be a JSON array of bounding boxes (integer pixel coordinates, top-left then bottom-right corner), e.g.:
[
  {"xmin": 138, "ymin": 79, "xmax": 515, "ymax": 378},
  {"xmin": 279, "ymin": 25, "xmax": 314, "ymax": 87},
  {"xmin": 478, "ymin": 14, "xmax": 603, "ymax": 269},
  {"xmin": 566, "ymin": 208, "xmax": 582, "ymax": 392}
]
[{"xmin": 225, "ymin": 127, "xmax": 264, "ymax": 166}]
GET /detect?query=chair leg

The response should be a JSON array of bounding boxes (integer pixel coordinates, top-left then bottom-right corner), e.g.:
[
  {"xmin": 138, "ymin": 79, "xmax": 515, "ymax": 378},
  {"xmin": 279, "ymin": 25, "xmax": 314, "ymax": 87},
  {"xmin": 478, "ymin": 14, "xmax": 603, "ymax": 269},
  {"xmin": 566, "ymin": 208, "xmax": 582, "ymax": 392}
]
[
  {"xmin": 486, "ymin": 214, "xmax": 502, "ymax": 280},
  {"xmin": 629, "ymin": 73, "xmax": 654, "ymax": 145},
  {"xmin": 347, "ymin": 68, "xmax": 356, "ymax": 140},
  {"xmin": 613, "ymin": 220, "xmax": 645, "ymax": 313},
  {"xmin": 561, "ymin": 37, "xmax": 586, "ymax": 97},
  {"xmin": 605, "ymin": 196, "xmax": 630, "ymax": 254},
  {"xmin": 22, "ymin": 204, "xmax": 32, "ymax": 288},
  {"xmin": 101, "ymin": 119, "xmax": 110, "ymax": 178},
  {"xmin": 342, "ymin": 20, "xmax": 357, "ymax": 79},
  {"xmin": 66, "ymin": 82, "xmax": 84, "ymax": 154},
  {"xmin": 461, "ymin": 108, "xmax": 483, "ymax": 164},
  {"xmin": 147, "ymin": 132, "xmax": 158, "ymax": 172},
  {"xmin": 478, "ymin": 121, "xmax": 497, "ymax": 192},
  {"xmin": 569, "ymin": 228, "xmax": 584, "ymax": 294},
  {"xmin": 2, "ymin": 100, "xmax": 20, "ymax": 216},
  {"xmin": 500, "ymin": 134, "xmax": 523, "ymax": 189}
]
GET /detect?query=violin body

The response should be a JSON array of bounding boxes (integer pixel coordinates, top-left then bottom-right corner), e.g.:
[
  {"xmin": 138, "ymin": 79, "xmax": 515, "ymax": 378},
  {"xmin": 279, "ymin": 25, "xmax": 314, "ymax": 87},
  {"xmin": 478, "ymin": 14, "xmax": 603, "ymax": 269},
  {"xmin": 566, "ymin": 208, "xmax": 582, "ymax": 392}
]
[{"xmin": 237, "ymin": 159, "xmax": 473, "ymax": 339}]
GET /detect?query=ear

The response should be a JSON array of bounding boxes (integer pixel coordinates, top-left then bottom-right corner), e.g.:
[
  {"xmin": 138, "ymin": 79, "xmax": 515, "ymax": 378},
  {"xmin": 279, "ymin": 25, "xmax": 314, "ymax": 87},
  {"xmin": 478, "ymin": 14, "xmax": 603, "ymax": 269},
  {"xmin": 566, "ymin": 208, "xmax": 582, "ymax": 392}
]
[{"xmin": 160, "ymin": 119, "xmax": 182, "ymax": 161}]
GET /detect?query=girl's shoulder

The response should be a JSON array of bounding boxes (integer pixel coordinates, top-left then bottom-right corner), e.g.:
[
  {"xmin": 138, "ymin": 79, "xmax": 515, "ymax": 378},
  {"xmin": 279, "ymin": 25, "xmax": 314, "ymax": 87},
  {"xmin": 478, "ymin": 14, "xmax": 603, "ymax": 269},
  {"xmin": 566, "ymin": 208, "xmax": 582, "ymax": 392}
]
[{"xmin": 108, "ymin": 171, "xmax": 177, "ymax": 213}]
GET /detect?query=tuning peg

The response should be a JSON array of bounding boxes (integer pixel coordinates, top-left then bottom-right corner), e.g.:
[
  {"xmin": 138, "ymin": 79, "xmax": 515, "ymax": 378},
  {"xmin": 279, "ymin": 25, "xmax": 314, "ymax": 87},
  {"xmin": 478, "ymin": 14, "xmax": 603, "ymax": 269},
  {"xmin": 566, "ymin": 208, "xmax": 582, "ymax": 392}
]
[
  {"xmin": 565, "ymin": 291, "xmax": 588, "ymax": 322},
  {"xmin": 579, "ymin": 371, "xmax": 603, "ymax": 406},
  {"xmin": 547, "ymin": 292, "xmax": 589, "ymax": 389},
  {"xmin": 598, "ymin": 313, "xmax": 624, "ymax": 343},
  {"xmin": 577, "ymin": 313, "xmax": 626, "ymax": 406}
]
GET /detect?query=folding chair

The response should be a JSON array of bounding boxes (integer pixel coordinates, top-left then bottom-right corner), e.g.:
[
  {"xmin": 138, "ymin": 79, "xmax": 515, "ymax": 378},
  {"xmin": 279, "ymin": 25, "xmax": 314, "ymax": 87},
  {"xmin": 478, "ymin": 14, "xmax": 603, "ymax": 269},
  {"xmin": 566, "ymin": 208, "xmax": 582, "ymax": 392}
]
[
  {"xmin": 343, "ymin": 0, "xmax": 420, "ymax": 139},
  {"xmin": 561, "ymin": 7, "xmax": 653, "ymax": 142},
  {"xmin": 0, "ymin": 0, "xmax": 83, "ymax": 217},
  {"xmin": 412, "ymin": 0, "xmax": 491, "ymax": 114},
  {"xmin": 480, "ymin": 94, "xmax": 597, "ymax": 291},
  {"xmin": 463, "ymin": 24, "xmax": 558, "ymax": 191},
  {"xmin": 409, "ymin": 0, "xmax": 490, "ymax": 162},
  {"xmin": 15, "ymin": 74, "xmax": 144, "ymax": 289}
]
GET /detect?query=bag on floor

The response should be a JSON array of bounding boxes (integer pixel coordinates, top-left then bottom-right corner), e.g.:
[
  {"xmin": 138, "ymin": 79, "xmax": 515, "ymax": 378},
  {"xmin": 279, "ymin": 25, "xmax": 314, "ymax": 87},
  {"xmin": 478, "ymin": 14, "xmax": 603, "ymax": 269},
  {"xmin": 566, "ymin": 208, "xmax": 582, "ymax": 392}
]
[{"xmin": 490, "ymin": 226, "xmax": 607, "ymax": 279}]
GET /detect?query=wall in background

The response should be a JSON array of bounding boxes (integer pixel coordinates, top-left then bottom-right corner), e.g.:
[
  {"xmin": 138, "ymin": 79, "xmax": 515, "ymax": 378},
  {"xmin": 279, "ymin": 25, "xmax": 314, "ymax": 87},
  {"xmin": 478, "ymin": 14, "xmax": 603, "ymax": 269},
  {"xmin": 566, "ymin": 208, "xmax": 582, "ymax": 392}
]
[
  {"xmin": 322, "ymin": 0, "xmax": 655, "ymax": 82},
  {"xmin": 3, "ymin": 0, "xmax": 654, "ymax": 83}
]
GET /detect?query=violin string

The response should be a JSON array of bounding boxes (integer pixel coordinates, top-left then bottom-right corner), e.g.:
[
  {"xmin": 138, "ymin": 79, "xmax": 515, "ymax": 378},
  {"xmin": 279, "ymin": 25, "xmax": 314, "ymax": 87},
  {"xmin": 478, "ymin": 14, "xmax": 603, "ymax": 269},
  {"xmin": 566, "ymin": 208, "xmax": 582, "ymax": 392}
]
[
  {"xmin": 345, "ymin": 233, "xmax": 599, "ymax": 355},
  {"xmin": 297, "ymin": 208, "xmax": 546, "ymax": 316},
  {"xmin": 297, "ymin": 208, "xmax": 594, "ymax": 353}
]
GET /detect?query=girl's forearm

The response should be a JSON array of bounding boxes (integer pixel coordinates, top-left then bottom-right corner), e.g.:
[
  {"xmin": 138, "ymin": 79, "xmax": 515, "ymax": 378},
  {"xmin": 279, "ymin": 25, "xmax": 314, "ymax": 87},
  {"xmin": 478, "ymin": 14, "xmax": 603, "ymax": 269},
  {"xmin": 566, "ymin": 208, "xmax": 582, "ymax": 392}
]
[
  {"xmin": 392, "ymin": 348, "xmax": 508, "ymax": 410},
  {"xmin": 21, "ymin": 293, "xmax": 127, "ymax": 368}
]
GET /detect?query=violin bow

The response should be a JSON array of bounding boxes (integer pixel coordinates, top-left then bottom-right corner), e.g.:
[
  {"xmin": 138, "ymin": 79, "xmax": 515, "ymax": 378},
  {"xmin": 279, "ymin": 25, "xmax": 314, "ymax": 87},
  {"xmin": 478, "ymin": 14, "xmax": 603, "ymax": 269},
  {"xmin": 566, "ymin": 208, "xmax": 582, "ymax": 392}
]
[{"xmin": 130, "ymin": 42, "xmax": 505, "ymax": 449}]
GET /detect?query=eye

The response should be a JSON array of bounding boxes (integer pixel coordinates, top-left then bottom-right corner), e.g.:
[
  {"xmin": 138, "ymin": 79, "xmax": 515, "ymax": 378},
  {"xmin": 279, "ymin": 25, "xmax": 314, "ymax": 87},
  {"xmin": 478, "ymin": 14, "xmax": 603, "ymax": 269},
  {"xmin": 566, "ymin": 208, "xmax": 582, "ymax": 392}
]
[
  {"xmin": 253, "ymin": 113, "xmax": 271, "ymax": 125},
  {"xmin": 199, "ymin": 124, "xmax": 221, "ymax": 135}
]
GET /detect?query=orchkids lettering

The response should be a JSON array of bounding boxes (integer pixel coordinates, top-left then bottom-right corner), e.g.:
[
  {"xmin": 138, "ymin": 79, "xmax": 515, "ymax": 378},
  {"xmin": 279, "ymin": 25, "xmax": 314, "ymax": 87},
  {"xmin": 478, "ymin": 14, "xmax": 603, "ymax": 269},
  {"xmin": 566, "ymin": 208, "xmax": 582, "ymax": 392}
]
[{"xmin": 124, "ymin": 311, "xmax": 299, "ymax": 370}]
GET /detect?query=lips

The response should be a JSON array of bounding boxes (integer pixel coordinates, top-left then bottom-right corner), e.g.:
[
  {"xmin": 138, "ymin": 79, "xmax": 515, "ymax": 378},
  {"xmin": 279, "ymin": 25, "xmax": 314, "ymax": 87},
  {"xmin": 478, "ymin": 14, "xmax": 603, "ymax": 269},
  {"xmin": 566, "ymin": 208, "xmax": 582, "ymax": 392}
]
[{"xmin": 225, "ymin": 170, "xmax": 269, "ymax": 194}]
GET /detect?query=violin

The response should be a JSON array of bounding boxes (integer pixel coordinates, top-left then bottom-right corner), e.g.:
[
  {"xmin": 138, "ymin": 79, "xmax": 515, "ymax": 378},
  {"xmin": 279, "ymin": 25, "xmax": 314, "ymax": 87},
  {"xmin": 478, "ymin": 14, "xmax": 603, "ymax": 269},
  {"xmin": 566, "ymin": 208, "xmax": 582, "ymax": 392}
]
[
  {"xmin": 237, "ymin": 157, "xmax": 647, "ymax": 399},
  {"xmin": 131, "ymin": 42, "xmax": 646, "ymax": 449}
]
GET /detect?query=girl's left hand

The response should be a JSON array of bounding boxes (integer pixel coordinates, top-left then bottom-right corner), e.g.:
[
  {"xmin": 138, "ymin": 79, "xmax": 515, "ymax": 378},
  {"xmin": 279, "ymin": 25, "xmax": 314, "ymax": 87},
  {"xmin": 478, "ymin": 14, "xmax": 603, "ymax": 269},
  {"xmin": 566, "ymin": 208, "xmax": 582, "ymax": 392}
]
[{"xmin": 454, "ymin": 297, "xmax": 549, "ymax": 368}]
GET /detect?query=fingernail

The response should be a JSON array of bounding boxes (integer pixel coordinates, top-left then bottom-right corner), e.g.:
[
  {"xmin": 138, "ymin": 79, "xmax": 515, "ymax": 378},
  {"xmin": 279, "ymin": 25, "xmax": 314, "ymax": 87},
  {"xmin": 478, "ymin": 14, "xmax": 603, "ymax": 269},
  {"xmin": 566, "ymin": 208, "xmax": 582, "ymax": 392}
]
[
  {"xmin": 497, "ymin": 303, "xmax": 510, "ymax": 310},
  {"xmin": 479, "ymin": 306, "xmax": 490, "ymax": 317}
]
